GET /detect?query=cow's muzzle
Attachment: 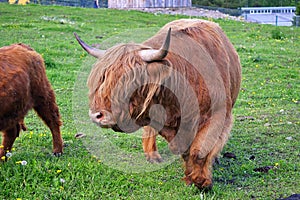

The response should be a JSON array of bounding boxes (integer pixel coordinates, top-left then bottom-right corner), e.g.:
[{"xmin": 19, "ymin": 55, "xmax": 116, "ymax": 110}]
[
  {"xmin": 89, "ymin": 109, "xmax": 141, "ymax": 133},
  {"xmin": 89, "ymin": 109, "xmax": 116, "ymax": 128}
]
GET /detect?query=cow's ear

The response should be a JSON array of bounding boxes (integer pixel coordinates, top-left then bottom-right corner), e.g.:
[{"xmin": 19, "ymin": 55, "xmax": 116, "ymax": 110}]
[{"xmin": 146, "ymin": 63, "xmax": 171, "ymax": 82}]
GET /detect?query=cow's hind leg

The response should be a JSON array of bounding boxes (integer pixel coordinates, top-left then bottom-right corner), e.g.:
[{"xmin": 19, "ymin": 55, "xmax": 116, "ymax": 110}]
[
  {"xmin": 33, "ymin": 88, "xmax": 63, "ymax": 156},
  {"xmin": 142, "ymin": 126, "xmax": 163, "ymax": 163},
  {"xmin": 0, "ymin": 124, "xmax": 20, "ymax": 160}
]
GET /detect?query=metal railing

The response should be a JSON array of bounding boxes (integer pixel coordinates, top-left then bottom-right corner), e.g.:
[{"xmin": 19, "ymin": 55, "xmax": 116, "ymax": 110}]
[{"xmin": 293, "ymin": 15, "xmax": 300, "ymax": 26}]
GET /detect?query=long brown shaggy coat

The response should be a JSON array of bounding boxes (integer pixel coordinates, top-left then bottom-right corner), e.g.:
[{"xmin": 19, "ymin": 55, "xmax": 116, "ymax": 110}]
[
  {"xmin": 0, "ymin": 43, "xmax": 63, "ymax": 158},
  {"xmin": 80, "ymin": 19, "xmax": 241, "ymax": 189}
]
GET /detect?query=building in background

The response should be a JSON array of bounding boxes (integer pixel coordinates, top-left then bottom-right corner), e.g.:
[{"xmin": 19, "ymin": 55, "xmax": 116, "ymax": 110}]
[{"xmin": 241, "ymin": 7, "xmax": 296, "ymax": 26}]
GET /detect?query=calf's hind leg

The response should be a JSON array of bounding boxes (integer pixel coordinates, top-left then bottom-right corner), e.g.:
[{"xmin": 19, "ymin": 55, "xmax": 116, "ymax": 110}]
[{"xmin": 33, "ymin": 86, "xmax": 63, "ymax": 156}]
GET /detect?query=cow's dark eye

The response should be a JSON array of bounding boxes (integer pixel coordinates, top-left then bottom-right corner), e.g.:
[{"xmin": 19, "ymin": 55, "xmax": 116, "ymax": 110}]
[{"xmin": 100, "ymin": 75, "xmax": 105, "ymax": 83}]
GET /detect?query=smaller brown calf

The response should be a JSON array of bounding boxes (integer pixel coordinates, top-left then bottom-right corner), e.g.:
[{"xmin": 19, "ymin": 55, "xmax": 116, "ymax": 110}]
[{"xmin": 0, "ymin": 43, "xmax": 63, "ymax": 159}]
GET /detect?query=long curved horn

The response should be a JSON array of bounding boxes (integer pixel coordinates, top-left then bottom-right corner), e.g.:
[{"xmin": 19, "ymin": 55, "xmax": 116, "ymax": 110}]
[
  {"xmin": 74, "ymin": 32, "xmax": 105, "ymax": 58},
  {"xmin": 139, "ymin": 28, "xmax": 171, "ymax": 62}
]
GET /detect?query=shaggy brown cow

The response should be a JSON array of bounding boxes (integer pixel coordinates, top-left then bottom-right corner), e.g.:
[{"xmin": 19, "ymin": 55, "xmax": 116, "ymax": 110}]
[
  {"xmin": 0, "ymin": 43, "xmax": 63, "ymax": 159},
  {"xmin": 74, "ymin": 19, "xmax": 241, "ymax": 189}
]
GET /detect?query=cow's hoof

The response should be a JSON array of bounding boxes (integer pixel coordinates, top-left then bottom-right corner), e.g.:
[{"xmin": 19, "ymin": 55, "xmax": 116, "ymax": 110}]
[
  {"xmin": 53, "ymin": 152, "xmax": 62, "ymax": 157},
  {"xmin": 182, "ymin": 176, "xmax": 193, "ymax": 186},
  {"xmin": 147, "ymin": 157, "xmax": 163, "ymax": 163},
  {"xmin": 194, "ymin": 177, "xmax": 213, "ymax": 191},
  {"xmin": 183, "ymin": 175, "xmax": 212, "ymax": 190},
  {"xmin": 196, "ymin": 183, "xmax": 213, "ymax": 192},
  {"xmin": 145, "ymin": 151, "xmax": 163, "ymax": 163}
]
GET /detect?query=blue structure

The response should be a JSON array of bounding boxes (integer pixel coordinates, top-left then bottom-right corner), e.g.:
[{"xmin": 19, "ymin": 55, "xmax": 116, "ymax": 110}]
[{"xmin": 241, "ymin": 7, "xmax": 296, "ymax": 26}]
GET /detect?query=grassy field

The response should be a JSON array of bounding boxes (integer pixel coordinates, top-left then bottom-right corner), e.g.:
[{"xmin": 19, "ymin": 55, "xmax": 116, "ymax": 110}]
[{"xmin": 0, "ymin": 3, "xmax": 299, "ymax": 200}]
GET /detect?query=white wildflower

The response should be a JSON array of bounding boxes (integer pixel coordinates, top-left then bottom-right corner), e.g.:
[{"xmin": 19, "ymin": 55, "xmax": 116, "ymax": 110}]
[
  {"xmin": 5, "ymin": 152, "xmax": 12, "ymax": 158},
  {"xmin": 21, "ymin": 160, "xmax": 27, "ymax": 166}
]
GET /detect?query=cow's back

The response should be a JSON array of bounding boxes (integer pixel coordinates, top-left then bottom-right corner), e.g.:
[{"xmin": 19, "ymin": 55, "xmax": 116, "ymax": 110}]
[
  {"xmin": 0, "ymin": 44, "xmax": 38, "ymax": 129},
  {"xmin": 143, "ymin": 19, "xmax": 241, "ymax": 108}
]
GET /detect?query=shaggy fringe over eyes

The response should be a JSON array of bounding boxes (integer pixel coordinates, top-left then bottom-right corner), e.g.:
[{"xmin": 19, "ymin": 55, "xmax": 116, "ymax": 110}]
[
  {"xmin": 87, "ymin": 20, "xmax": 232, "ymax": 125},
  {"xmin": 87, "ymin": 43, "xmax": 161, "ymax": 118}
]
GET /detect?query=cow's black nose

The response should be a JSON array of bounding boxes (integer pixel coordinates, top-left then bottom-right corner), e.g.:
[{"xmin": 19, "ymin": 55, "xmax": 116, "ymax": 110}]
[
  {"xmin": 89, "ymin": 110, "xmax": 104, "ymax": 123},
  {"xmin": 96, "ymin": 112, "xmax": 103, "ymax": 119}
]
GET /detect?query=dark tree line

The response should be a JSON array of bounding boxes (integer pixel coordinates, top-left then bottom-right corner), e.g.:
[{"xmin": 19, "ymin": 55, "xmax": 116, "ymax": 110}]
[{"xmin": 192, "ymin": 0, "xmax": 299, "ymax": 8}]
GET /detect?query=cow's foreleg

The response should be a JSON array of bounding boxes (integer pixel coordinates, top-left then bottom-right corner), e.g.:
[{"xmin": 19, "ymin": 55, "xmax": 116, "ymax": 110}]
[
  {"xmin": 33, "ymin": 88, "xmax": 63, "ymax": 156},
  {"xmin": 182, "ymin": 150, "xmax": 194, "ymax": 185},
  {"xmin": 0, "ymin": 124, "xmax": 20, "ymax": 160},
  {"xmin": 142, "ymin": 126, "xmax": 163, "ymax": 163},
  {"xmin": 190, "ymin": 117, "xmax": 231, "ymax": 189},
  {"xmin": 184, "ymin": 111, "xmax": 230, "ymax": 189}
]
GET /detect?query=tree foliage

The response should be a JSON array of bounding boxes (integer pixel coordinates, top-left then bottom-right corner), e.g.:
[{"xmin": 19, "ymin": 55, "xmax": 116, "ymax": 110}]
[
  {"xmin": 192, "ymin": 0, "xmax": 298, "ymax": 8},
  {"xmin": 296, "ymin": 1, "xmax": 300, "ymax": 15}
]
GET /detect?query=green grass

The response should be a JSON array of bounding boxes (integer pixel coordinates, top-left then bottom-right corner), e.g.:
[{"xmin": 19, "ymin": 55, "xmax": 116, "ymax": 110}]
[{"xmin": 0, "ymin": 3, "xmax": 299, "ymax": 200}]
